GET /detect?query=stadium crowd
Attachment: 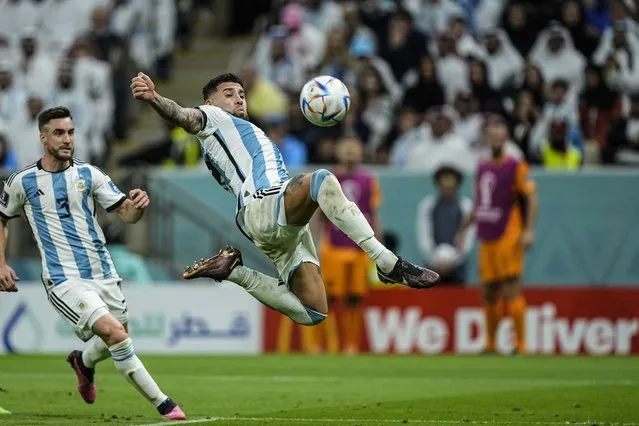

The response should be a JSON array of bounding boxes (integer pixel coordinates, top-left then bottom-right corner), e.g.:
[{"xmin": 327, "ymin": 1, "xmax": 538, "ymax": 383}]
[
  {"xmin": 0, "ymin": 0, "xmax": 198, "ymax": 169},
  {"xmin": 245, "ymin": 0, "xmax": 639, "ymax": 171}
]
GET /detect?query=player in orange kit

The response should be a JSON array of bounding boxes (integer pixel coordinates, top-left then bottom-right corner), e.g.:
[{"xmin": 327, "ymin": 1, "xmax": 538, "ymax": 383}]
[
  {"xmin": 314, "ymin": 136, "xmax": 382, "ymax": 354},
  {"xmin": 457, "ymin": 115, "xmax": 537, "ymax": 354}
]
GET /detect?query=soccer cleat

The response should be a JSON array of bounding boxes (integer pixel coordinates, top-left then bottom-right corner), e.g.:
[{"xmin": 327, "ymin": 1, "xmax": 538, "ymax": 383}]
[
  {"xmin": 182, "ymin": 245, "xmax": 243, "ymax": 281},
  {"xmin": 66, "ymin": 350, "xmax": 96, "ymax": 404},
  {"xmin": 157, "ymin": 397, "xmax": 186, "ymax": 420},
  {"xmin": 377, "ymin": 257, "xmax": 440, "ymax": 289}
]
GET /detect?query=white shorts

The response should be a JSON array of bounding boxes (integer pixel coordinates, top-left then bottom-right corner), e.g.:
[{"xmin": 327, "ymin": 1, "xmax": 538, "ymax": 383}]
[
  {"xmin": 43, "ymin": 277, "xmax": 129, "ymax": 342},
  {"xmin": 237, "ymin": 182, "xmax": 320, "ymax": 285}
]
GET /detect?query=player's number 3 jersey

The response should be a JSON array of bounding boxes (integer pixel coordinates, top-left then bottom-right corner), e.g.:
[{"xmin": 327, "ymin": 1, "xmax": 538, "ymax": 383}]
[
  {"xmin": 196, "ymin": 105, "xmax": 289, "ymax": 209},
  {"xmin": 0, "ymin": 160, "xmax": 125, "ymax": 285}
]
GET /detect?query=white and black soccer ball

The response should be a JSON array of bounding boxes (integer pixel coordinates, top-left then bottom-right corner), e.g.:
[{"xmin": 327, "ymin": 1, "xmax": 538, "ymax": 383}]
[{"xmin": 299, "ymin": 75, "xmax": 351, "ymax": 127}]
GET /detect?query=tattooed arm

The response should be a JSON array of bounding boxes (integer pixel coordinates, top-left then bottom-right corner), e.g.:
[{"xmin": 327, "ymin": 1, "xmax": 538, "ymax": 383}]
[
  {"xmin": 150, "ymin": 94, "xmax": 203, "ymax": 134},
  {"xmin": 131, "ymin": 72, "xmax": 203, "ymax": 134}
]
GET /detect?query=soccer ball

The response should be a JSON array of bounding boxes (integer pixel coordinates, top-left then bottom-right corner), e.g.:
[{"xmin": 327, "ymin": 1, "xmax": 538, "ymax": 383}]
[{"xmin": 299, "ymin": 75, "xmax": 351, "ymax": 127}]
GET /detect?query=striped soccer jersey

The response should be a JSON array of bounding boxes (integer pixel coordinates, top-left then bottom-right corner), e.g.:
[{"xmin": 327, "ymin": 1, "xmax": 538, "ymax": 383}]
[
  {"xmin": 196, "ymin": 105, "xmax": 290, "ymax": 210},
  {"xmin": 0, "ymin": 159, "xmax": 125, "ymax": 285}
]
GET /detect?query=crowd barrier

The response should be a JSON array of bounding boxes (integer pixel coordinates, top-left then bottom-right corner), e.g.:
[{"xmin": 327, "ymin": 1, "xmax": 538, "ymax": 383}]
[
  {"xmin": 264, "ymin": 287, "xmax": 639, "ymax": 355},
  {"xmin": 2, "ymin": 284, "xmax": 638, "ymax": 355}
]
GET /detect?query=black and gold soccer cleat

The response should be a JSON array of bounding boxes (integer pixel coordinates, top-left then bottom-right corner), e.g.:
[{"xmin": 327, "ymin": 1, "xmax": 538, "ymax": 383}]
[
  {"xmin": 377, "ymin": 257, "xmax": 440, "ymax": 289},
  {"xmin": 182, "ymin": 246, "xmax": 243, "ymax": 281}
]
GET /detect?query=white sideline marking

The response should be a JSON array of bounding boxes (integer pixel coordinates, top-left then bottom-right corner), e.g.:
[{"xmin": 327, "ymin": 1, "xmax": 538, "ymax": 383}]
[
  {"xmin": 0, "ymin": 405, "xmax": 11, "ymax": 414},
  {"xmin": 139, "ymin": 417, "xmax": 639, "ymax": 426}
]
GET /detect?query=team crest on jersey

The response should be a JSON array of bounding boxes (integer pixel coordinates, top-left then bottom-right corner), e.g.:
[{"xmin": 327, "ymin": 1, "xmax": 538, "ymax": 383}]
[{"xmin": 76, "ymin": 179, "xmax": 87, "ymax": 192}]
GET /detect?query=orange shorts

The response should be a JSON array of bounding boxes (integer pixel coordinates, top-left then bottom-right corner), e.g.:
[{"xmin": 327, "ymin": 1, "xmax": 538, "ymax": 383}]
[
  {"xmin": 320, "ymin": 245, "xmax": 369, "ymax": 297},
  {"xmin": 479, "ymin": 230, "xmax": 523, "ymax": 284}
]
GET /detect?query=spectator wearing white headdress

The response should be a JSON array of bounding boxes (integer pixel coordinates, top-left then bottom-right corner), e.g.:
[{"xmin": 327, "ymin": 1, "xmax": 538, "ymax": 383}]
[
  {"xmin": 13, "ymin": 28, "xmax": 57, "ymax": 99},
  {"xmin": 448, "ymin": 13, "xmax": 483, "ymax": 58},
  {"xmin": 478, "ymin": 29, "xmax": 524, "ymax": 91},
  {"xmin": 529, "ymin": 79, "xmax": 584, "ymax": 161},
  {"xmin": 404, "ymin": 106, "xmax": 476, "ymax": 173},
  {"xmin": 529, "ymin": 23, "xmax": 587, "ymax": 94},
  {"xmin": 431, "ymin": 31, "xmax": 470, "ymax": 104},
  {"xmin": 452, "ymin": 91, "xmax": 483, "ymax": 147},
  {"xmin": 593, "ymin": 21, "xmax": 639, "ymax": 95},
  {"xmin": 0, "ymin": 60, "xmax": 28, "ymax": 124},
  {"xmin": 39, "ymin": 0, "xmax": 110, "ymax": 58},
  {"xmin": 0, "ymin": 0, "xmax": 40, "ymax": 45}
]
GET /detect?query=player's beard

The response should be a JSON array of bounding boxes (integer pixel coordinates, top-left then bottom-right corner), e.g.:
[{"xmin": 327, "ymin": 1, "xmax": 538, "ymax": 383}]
[
  {"xmin": 233, "ymin": 111, "xmax": 249, "ymax": 120},
  {"xmin": 49, "ymin": 145, "xmax": 73, "ymax": 162}
]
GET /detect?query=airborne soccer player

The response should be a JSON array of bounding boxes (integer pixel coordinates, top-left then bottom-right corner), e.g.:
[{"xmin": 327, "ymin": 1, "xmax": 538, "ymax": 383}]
[
  {"xmin": 131, "ymin": 72, "xmax": 440, "ymax": 327},
  {"xmin": 0, "ymin": 107, "xmax": 186, "ymax": 421}
]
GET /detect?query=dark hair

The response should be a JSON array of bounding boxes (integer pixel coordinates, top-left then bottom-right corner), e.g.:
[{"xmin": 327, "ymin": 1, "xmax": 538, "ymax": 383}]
[
  {"xmin": 551, "ymin": 79, "xmax": 569, "ymax": 91},
  {"xmin": 38, "ymin": 106, "xmax": 72, "ymax": 131},
  {"xmin": 202, "ymin": 73, "xmax": 244, "ymax": 101},
  {"xmin": 392, "ymin": 7, "xmax": 412, "ymax": 23}
]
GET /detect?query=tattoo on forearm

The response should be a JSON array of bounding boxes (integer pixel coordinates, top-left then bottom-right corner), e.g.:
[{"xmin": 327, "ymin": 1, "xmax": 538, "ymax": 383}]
[
  {"xmin": 151, "ymin": 95, "xmax": 202, "ymax": 134},
  {"xmin": 286, "ymin": 175, "xmax": 304, "ymax": 193}
]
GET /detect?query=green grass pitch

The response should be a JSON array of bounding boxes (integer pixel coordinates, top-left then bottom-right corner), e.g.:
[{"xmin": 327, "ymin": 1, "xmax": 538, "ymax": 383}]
[{"xmin": 0, "ymin": 355, "xmax": 638, "ymax": 425}]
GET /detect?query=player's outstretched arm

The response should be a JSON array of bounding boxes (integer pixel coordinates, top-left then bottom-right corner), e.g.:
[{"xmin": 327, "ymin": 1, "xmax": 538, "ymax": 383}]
[
  {"xmin": 114, "ymin": 189, "xmax": 150, "ymax": 224},
  {"xmin": 0, "ymin": 218, "xmax": 19, "ymax": 292},
  {"xmin": 130, "ymin": 72, "xmax": 203, "ymax": 134}
]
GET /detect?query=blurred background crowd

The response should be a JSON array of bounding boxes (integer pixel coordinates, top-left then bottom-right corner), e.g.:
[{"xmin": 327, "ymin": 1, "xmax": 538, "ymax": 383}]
[
  {"xmin": 0, "ymin": 0, "xmax": 209, "ymax": 169},
  {"xmin": 0, "ymin": 0, "xmax": 638, "ymax": 285},
  {"xmin": 2, "ymin": 0, "xmax": 639, "ymax": 175},
  {"xmin": 243, "ymin": 0, "xmax": 639, "ymax": 172}
]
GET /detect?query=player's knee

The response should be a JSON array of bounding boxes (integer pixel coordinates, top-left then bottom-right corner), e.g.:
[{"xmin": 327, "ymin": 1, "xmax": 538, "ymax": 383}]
[
  {"xmin": 310, "ymin": 169, "xmax": 334, "ymax": 202},
  {"xmin": 345, "ymin": 294, "xmax": 362, "ymax": 308},
  {"xmin": 99, "ymin": 322, "xmax": 128, "ymax": 346}
]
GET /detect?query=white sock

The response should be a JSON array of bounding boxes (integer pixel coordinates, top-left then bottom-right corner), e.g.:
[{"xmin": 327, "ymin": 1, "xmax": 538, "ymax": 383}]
[
  {"xmin": 229, "ymin": 265, "xmax": 326, "ymax": 325},
  {"xmin": 313, "ymin": 170, "xmax": 397, "ymax": 273},
  {"xmin": 109, "ymin": 338, "xmax": 168, "ymax": 407},
  {"xmin": 82, "ymin": 336, "xmax": 110, "ymax": 368}
]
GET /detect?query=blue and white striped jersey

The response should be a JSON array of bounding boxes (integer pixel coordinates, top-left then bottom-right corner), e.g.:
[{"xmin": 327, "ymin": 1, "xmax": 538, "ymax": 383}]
[
  {"xmin": 0, "ymin": 159, "xmax": 126, "ymax": 285},
  {"xmin": 196, "ymin": 105, "xmax": 290, "ymax": 209}
]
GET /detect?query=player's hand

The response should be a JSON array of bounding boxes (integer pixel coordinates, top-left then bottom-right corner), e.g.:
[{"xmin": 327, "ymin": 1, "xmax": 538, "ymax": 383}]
[
  {"xmin": 129, "ymin": 189, "xmax": 150, "ymax": 210},
  {"xmin": 131, "ymin": 72, "xmax": 156, "ymax": 103},
  {"xmin": 521, "ymin": 229, "xmax": 535, "ymax": 251},
  {"xmin": 0, "ymin": 264, "xmax": 19, "ymax": 292}
]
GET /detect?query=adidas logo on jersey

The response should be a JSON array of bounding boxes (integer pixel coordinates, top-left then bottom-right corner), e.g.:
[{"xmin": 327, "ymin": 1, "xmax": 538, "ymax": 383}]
[{"xmin": 35, "ymin": 189, "xmax": 45, "ymax": 197}]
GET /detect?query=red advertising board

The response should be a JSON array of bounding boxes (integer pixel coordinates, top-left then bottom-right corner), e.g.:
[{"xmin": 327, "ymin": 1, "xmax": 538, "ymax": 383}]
[{"xmin": 263, "ymin": 288, "xmax": 639, "ymax": 355}]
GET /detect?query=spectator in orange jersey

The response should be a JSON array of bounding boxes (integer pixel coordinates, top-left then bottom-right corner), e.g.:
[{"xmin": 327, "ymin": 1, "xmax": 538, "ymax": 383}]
[
  {"xmin": 456, "ymin": 115, "xmax": 537, "ymax": 354},
  {"xmin": 313, "ymin": 136, "xmax": 382, "ymax": 354}
]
